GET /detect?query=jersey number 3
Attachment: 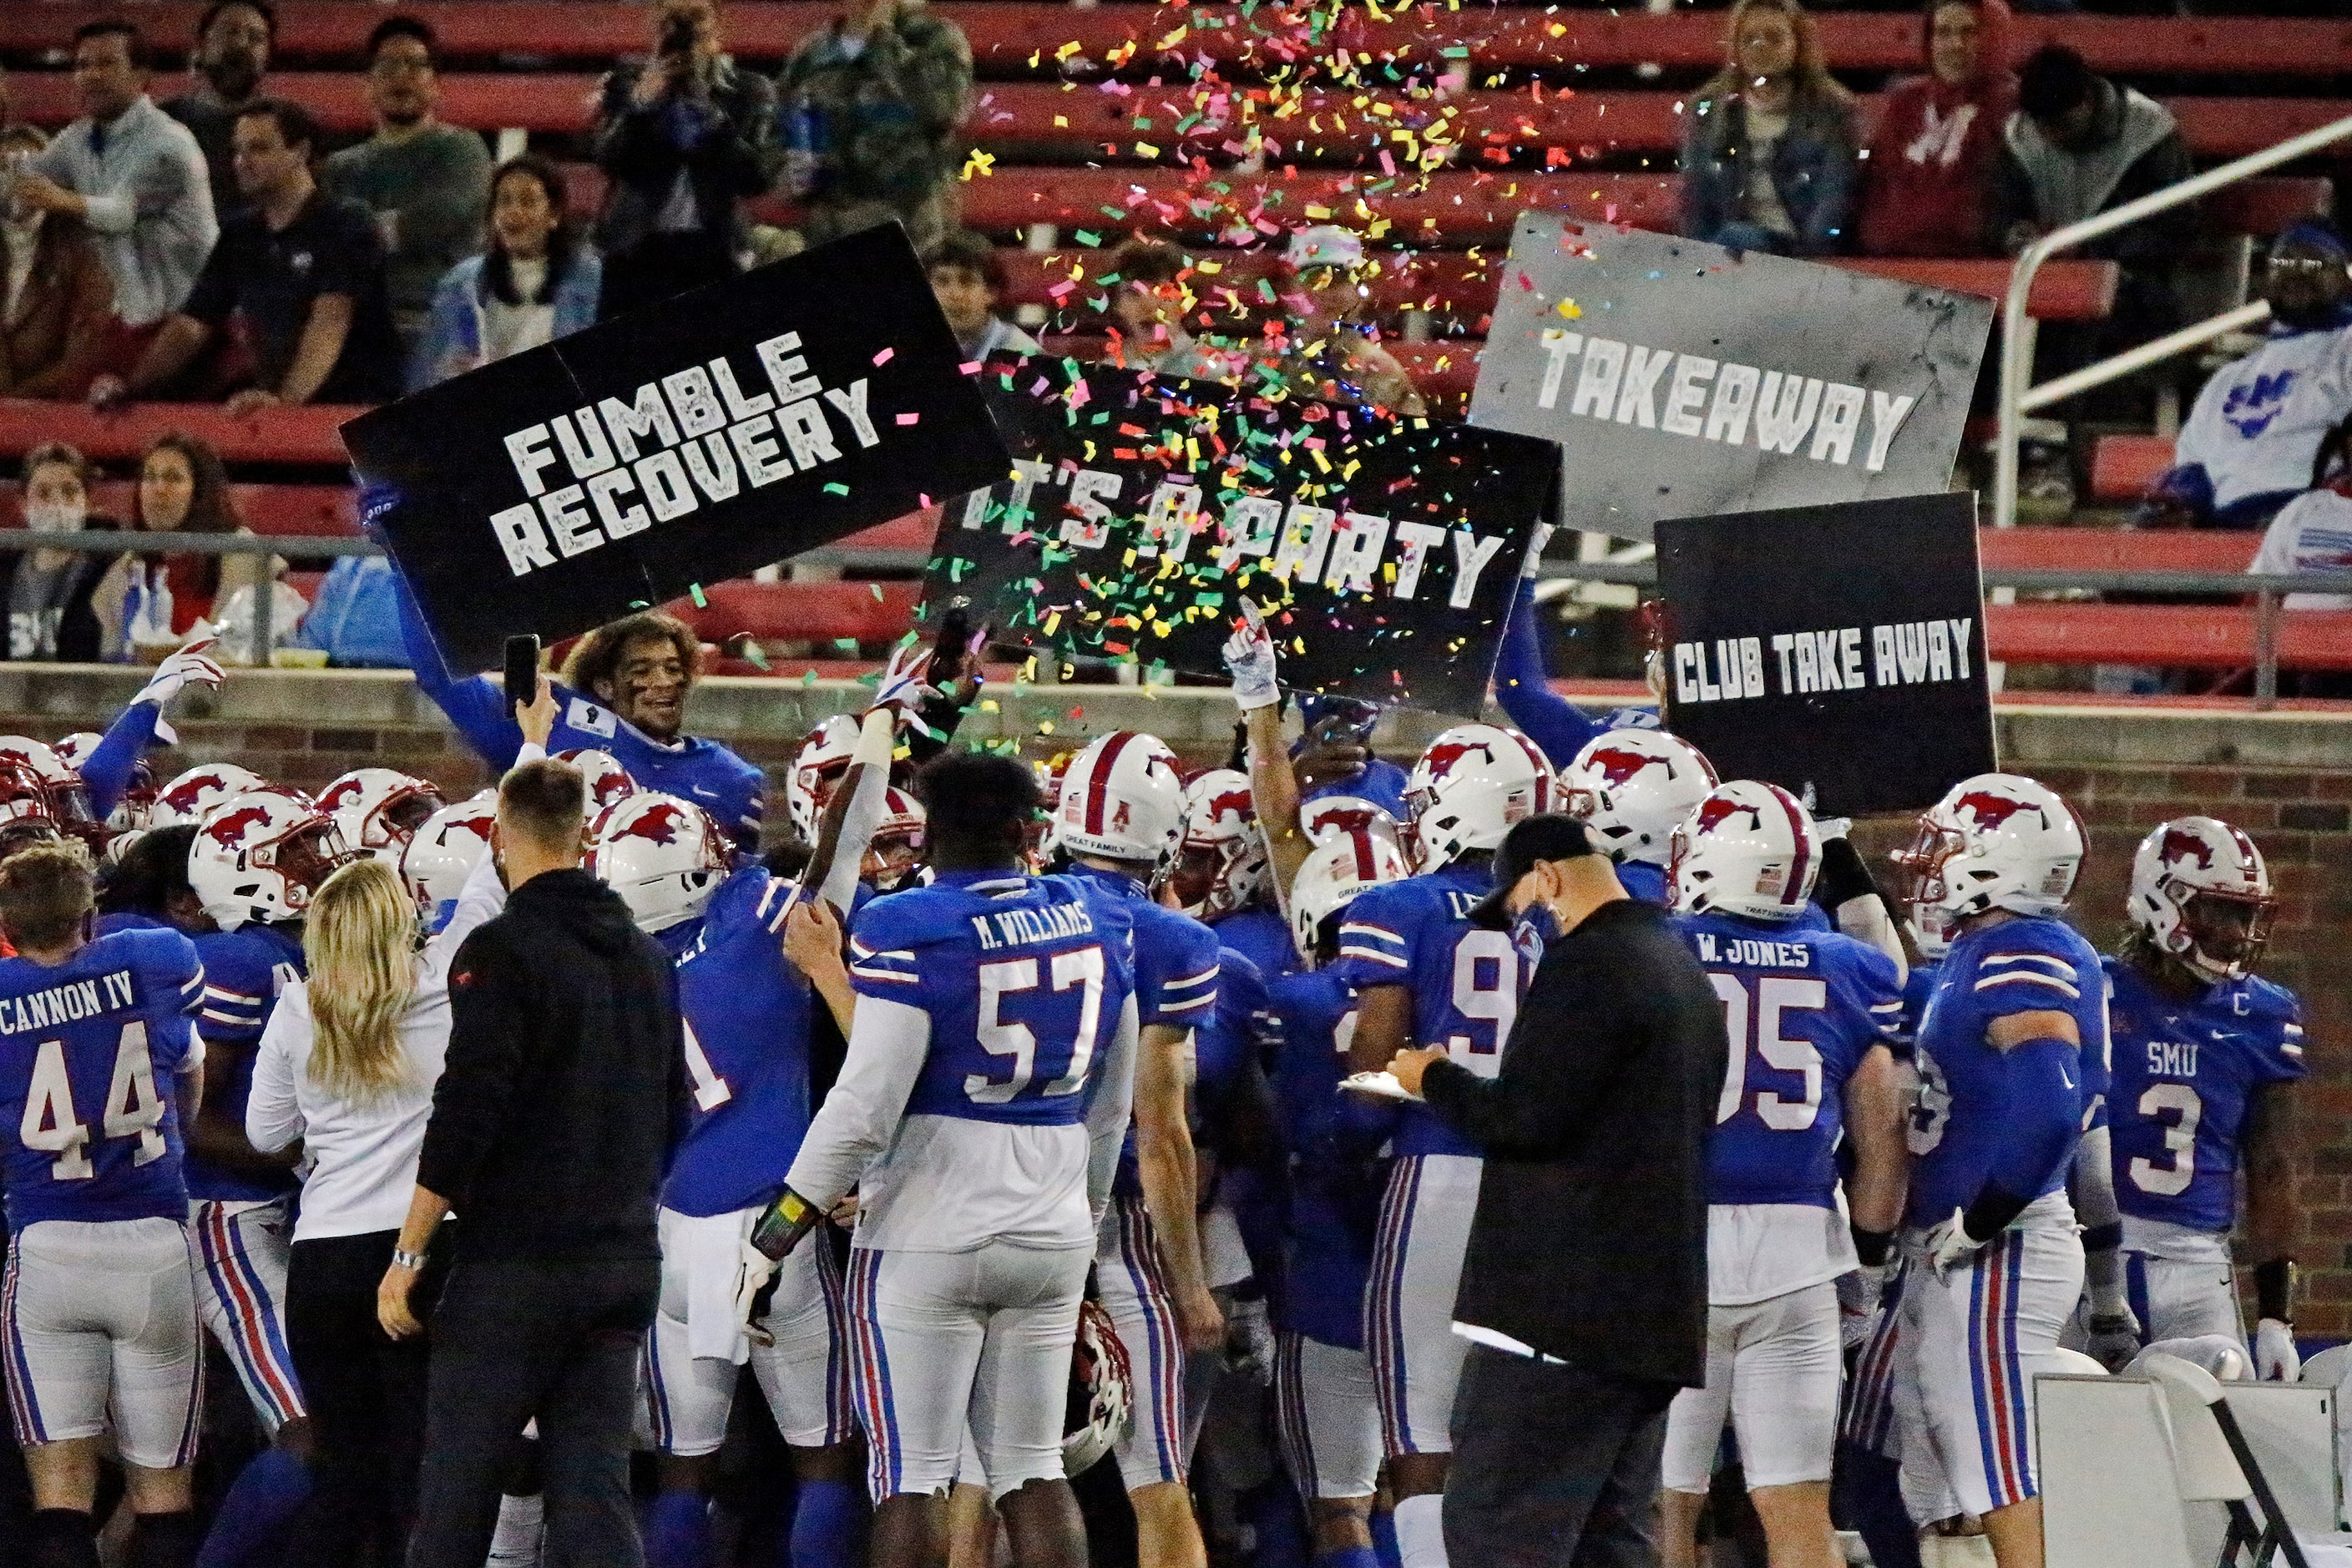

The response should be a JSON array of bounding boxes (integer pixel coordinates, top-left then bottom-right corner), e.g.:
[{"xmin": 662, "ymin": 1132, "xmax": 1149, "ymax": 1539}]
[
  {"xmin": 970, "ymin": 946, "xmax": 1106, "ymax": 1104},
  {"xmin": 1709, "ymin": 973, "xmax": 1827, "ymax": 1130},
  {"xmin": 18, "ymin": 1022, "xmax": 167, "ymax": 1181},
  {"xmin": 2128, "ymin": 1083, "xmax": 2202, "ymax": 1196}
]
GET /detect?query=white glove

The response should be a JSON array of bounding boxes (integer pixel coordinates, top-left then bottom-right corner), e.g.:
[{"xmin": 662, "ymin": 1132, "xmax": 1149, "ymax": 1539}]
[
  {"xmin": 2254, "ymin": 1317, "xmax": 2300, "ymax": 1382},
  {"xmin": 863, "ymin": 635, "xmax": 937, "ymax": 720},
  {"xmin": 134, "ymin": 629, "xmax": 225, "ymax": 744},
  {"xmin": 1520, "ymin": 522, "xmax": 1555, "ymax": 579},
  {"xmin": 1837, "ymin": 1263, "xmax": 1888, "ymax": 1353},
  {"xmin": 732, "ymin": 1238, "xmax": 777, "ymax": 1347},
  {"xmin": 2085, "ymin": 1303, "xmax": 2143, "ymax": 1372},
  {"xmin": 1222, "ymin": 600, "xmax": 1280, "ymax": 711},
  {"xmin": 1220, "ymin": 1289, "xmax": 1276, "ymax": 1383},
  {"xmin": 1922, "ymin": 1207, "xmax": 1990, "ymax": 1273}
]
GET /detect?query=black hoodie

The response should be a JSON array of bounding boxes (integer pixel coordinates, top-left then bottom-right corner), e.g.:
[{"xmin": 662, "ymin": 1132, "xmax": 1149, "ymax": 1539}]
[{"xmin": 417, "ymin": 867, "xmax": 685, "ymax": 1262}]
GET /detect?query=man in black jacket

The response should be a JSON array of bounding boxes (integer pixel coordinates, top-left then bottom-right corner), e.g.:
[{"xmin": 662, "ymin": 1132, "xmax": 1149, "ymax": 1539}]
[
  {"xmin": 379, "ymin": 753, "xmax": 686, "ymax": 1568},
  {"xmin": 1387, "ymin": 814, "xmax": 1725, "ymax": 1568}
]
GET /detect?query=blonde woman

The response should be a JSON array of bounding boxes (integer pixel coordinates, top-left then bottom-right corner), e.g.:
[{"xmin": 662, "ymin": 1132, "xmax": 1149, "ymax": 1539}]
[
  {"xmin": 1679, "ymin": 0, "xmax": 1859, "ymax": 256},
  {"xmin": 245, "ymin": 847, "xmax": 504, "ymax": 1564}
]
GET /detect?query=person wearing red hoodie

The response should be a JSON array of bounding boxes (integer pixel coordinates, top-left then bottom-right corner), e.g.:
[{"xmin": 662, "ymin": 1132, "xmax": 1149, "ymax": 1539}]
[{"xmin": 1857, "ymin": 0, "xmax": 2017, "ymax": 258}]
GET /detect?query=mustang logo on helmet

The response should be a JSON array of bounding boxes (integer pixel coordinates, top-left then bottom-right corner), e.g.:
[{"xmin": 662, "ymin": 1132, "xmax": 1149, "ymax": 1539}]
[
  {"xmin": 1586, "ymin": 744, "xmax": 1667, "ymax": 788},
  {"xmin": 165, "ymin": 773, "xmax": 231, "ymax": 813},
  {"xmin": 318, "ymin": 776, "xmax": 368, "ymax": 812},
  {"xmin": 1953, "ymin": 791, "xmax": 2036, "ymax": 832},
  {"xmin": 1420, "ymin": 738, "xmax": 1498, "ymax": 777},
  {"xmin": 2162, "ymin": 827, "xmax": 2217, "ymax": 870},
  {"xmin": 1694, "ymin": 796, "xmax": 1751, "ymax": 834},
  {"xmin": 614, "ymin": 801, "xmax": 690, "ymax": 846},
  {"xmin": 204, "ymin": 806, "xmax": 273, "ymax": 849}
]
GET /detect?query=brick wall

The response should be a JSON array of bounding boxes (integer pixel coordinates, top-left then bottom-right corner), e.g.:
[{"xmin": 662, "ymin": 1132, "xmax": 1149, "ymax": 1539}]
[{"xmin": 25, "ymin": 704, "xmax": 2352, "ymax": 1333}]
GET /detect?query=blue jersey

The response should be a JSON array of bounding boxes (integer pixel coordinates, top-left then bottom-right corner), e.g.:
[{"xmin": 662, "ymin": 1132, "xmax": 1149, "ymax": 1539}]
[
  {"xmin": 664, "ymin": 867, "xmax": 818, "ymax": 1217},
  {"xmin": 2104, "ymin": 957, "xmax": 2305, "ymax": 1235},
  {"xmin": 1620, "ymin": 860, "xmax": 1668, "ymax": 907},
  {"xmin": 1330, "ymin": 860, "xmax": 1530, "ymax": 1158},
  {"xmin": 847, "ymin": 870, "xmax": 1139, "ymax": 1126},
  {"xmin": 1, "ymin": 928, "xmax": 205, "ymax": 1232},
  {"xmin": 1893, "ymin": 957, "xmax": 1941, "ymax": 1060},
  {"xmin": 1266, "ymin": 968, "xmax": 1383, "ymax": 1348},
  {"xmin": 1211, "ymin": 903, "xmax": 1297, "ymax": 984},
  {"xmin": 185, "ymin": 923, "xmax": 306, "ymax": 1203},
  {"xmin": 1063, "ymin": 865, "xmax": 1222, "ymax": 1030},
  {"xmin": 1674, "ymin": 911, "xmax": 1902, "ymax": 1209},
  {"xmin": 396, "ymin": 570, "xmax": 764, "ymax": 847},
  {"xmin": 1905, "ymin": 917, "xmax": 2104, "ymax": 1225},
  {"xmin": 1194, "ymin": 948, "xmax": 1267, "ymax": 1111},
  {"xmin": 1302, "ymin": 760, "xmax": 1408, "ymax": 821}
]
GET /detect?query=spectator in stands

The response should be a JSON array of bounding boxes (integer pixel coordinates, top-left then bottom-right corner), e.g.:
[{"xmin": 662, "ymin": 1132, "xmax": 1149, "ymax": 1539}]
[
  {"xmin": 0, "ymin": 125, "xmax": 115, "ymax": 399},
  {"xmin": 93, "ymin": 432, "xmax": 271, "ymax": 660},
  {"xmin": 414, "ymin": 156, "xmax": 602, "ymax": 389},
  {"xmin": 1679, "ymin": 0, "xmax": 1859, "ymax": 258},
  {"xmin": 17, "ymin": 22, "xmax": 216, "ymax": 389},
  {"xmin": 590, "ymin": 0, "xmax": 778, "ymax": 321},
  {"xmin": 1273, "ymin": 225, "xmax": 1427, "ymax": 414},
  {"xmin": 162, "ymin": 0, "xmax": 276, "ymax": 222},
  {"xmin": 2139, "ymin": 222, "xmax": 2352, "ymax": 534},
  {"xmin": 2246, "ymin": 413, "xmax": 2352, "ymax": 695},
  {"xmin": 776, "ymin": 0, "xmax": 973, "ymax": 256},
  {"xmin": 928, "ymin": 230, "xmax": 1039, "ymax": 361},
  {"xmin": 4, "ymin": 443, "xmax": 119, "ymax": 663},
  {"xmin": 1857, "ymin": 0, "xmax": 2016, "ymax": 257},
  {"xmin": 95, "ymin": 100, "xmax": 405, "ymax": 412},
  {"xmin": 324, "ymin": 18, "xmax": 493, "ymax": 357},
  {"xmin": 1103, "ymin": 236, "xmax": 1237, "ymax": 382}
]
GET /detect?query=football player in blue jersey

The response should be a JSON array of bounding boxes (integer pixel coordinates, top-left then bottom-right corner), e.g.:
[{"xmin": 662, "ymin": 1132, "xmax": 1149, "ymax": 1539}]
[
  {"xmin": 743, "ymin": 750, "xmax": 1142, "ymax": 1568},
  {"xmin": 1050, "ymin": 730, "xmax": 1224, "ymax": 1568},
  {"xmin": 1558, "ymin": 729, "xmax": 1717, "ymax": 908},
  {"xmin": 393, "ymin": 567, "xmax": 768, "ymax": 851},
  {"xmin": 584, "ymin": 789, "xmax": 866, "ymax": 1568},
  {"xmin": 1262, "ymin": 825, "xmax": 1412, "ymax": 1568},
  {"xmin": 0, "ymin": 840, "xmax": 209, "ymax": 1568},
  {"xmin": 2102, "ymin": 816, "xmax": 2306, "ymax": 1378},
  {"xmin": 1861, "ymin": 774, "xmax": 2104, "ymax": 1568},
  {"xmin": 53, "ymin": 631, "xmax": 226, "ymax": 837},
  {"xmin": 1292, "ymin": 698, "xmax": 1409, "ymax": 822},
  {"xmin": 1168, "ymin": 769, "xmax": 1293, "ymax": 984},
  {"xmin": 1656, "ymin": 781, "xmax": 1910, "ymax": 1568}
]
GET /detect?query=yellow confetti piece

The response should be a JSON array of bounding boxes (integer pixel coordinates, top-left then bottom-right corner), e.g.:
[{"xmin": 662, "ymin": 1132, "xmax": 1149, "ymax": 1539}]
[
  {"xmin": 1556, "ymin": 298, "xmax": 1583, "ymax": 319},
  {"xmin": 1136, "ymin": 142, "xmax": 1161, "ymax": 158},
  {"xmin": 960, "ymin": 149, "xmax": 995, "ymax": 180}
]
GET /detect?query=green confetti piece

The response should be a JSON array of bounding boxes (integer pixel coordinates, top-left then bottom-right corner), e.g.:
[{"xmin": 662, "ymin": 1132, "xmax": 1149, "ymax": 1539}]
[
  {"xmin": 825, "ymin": 482, "xmax": 851, "ymax": 496},
  {"xmin": 689, "ymin": 583, "xmax": 707, "ymax": 608}
]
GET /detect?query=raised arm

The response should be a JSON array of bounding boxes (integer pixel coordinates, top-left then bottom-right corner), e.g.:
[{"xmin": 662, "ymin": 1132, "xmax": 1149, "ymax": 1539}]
[
  {"xmin": 1494, "ymin": 579, "xmax": 1603, "ymax": 769},
  {"xmin": 1225, "ymin": 604, "xmax": 1312, "ymax": 907}
]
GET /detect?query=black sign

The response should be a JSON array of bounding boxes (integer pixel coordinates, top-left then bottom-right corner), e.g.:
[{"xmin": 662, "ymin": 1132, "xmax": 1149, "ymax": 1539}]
[
  {"xmin": 341, "ymin": 225, "xmax": 1008, "ymax": 671},
  {"xmin": 923, "ymin": 360, "xmax": 1556, "ymax": 717},
  {"xmin": 1656, "ymin": 493, "xmax": 1995, "ymax": 817}
]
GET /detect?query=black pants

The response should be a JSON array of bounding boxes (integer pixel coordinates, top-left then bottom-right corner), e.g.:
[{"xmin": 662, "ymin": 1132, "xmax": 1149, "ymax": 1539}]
[
  {"xmin": 284, "ymin": 1230, "xmax": 441, "ymax": 1568},
  {"xmin": 596, "ymin": 230, "xmax": 739, "ymax": 323},
  {"xmin": 1444, "ymin": 1344, "xmax": 1678, "ymax": 1568},
  {"xmin": 407, "ymin": 1252, "xmax": 658, "ymax": 1568}
]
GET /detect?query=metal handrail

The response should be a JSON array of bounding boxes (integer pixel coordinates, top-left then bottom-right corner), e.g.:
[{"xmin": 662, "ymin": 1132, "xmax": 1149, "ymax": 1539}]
[{"xmin": 1992, "ymin": 110, "xmax": 2352, "ymax": 529}]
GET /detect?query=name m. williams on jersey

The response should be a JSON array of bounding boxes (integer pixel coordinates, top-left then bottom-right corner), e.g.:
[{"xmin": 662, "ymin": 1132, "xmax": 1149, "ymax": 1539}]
[
  {"xmin": 970, "ymin": 898, "xmax": 1098, "ymax": 951},
  {"xmin": 0, "ymin": 967, "xmax": 143, "ymax": 1034}
]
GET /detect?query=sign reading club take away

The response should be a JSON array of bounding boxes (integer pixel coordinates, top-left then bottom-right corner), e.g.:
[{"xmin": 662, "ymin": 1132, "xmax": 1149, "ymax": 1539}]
[
  {"xmin": 924, "ymin": 359, "xmax": 1557, "ymax": 717},
  {"xmin": 341, "ymin": 225, "xmax": 1007, "ymax": 672},
  {"xmin": 1656, "ymin": 493, "xmax": 1995, "ymax": 817},
  {"xmin": 1471, "ymin": 219, "xmax": 1992, "ymax": 542}
]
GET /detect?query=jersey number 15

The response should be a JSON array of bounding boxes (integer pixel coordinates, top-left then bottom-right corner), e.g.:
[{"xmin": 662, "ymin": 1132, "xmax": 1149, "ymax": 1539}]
[{"xmin": 1708, "ymin": 973, "xmax": 1826, "ymax": 1130}]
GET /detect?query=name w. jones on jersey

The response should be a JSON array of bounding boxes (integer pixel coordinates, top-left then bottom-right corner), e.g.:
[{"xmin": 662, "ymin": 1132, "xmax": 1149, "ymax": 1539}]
[
  {"xmin": 0, "ymin": 969, "xmax": 137, "ymax": 1034},
  {"xmin": 971, "ymin": 901, "xmax": 1098, "ymax": 952}
]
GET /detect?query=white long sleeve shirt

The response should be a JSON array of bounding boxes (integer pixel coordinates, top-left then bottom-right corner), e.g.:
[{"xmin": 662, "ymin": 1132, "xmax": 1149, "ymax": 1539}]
[
  {"xmin": 2249, "ymin": 487, "xmax": 2352, "ymax": 609},
  {"xmin": 785, "ymin": 991, "xmax": 1140, "ymax": 1253},
  {"xmin": 246, "ymin": 852, "xmax": 505, "ymax": 1242},
  {"xmin": 31, "ymin": 96, "xmax": 216, "ymax": 328}
]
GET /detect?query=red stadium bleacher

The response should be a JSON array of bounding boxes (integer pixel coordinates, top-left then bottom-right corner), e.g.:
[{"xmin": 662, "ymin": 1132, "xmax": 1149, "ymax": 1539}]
[
  {"xmin": 1986, "ymin": 603, "xmax": 2352, "ymax": 670},
  {"xmin": 0, "ymin": 400, "xmax": 359, "ymax": 467},
  {"xmin": 2091, "ymin": 435, "xmax": 2177, "ymax": 505},
  {"xmin": 1978, "ymin": 527, "xmax": 2254, "ymax": 575},
  {"xmin": 678, "ymin": 579, "xmax": 923, "ymax": 650}
]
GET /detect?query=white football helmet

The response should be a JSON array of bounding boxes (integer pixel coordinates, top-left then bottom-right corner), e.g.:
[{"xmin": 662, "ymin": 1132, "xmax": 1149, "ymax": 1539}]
[
  {"xmin": 1560, "ymin": 731, "xmax": 1717, "ymax": 868},
  {"xmin": 54, "ymin": 731, "xmax": 159, "ymax": 833},
  {"xmin": 1055, "ymin": 732, "xmax": 1186, "ymax": 867},
  {"xmin": 786, "ymin": 716, "xmax": 862, "ymax": 841},
  {"xmin": 318, "ymin": 768, "xmax": 446, "ymax": 867},
  {"xmin": 1404, "ymin": 725, "xmax": 1555, "ymax": 872},
  {"xmin": 150, "ymin": 762, "xmax": 274, "ymax": 829},
  {"xmin": 587, "ymin": 792, "xmax": 731, "ymax": 933},
  {"xmin": 552, "ymin": 748, "xmax": 640, "ymax": 813},
  {"xmin": 1299, "ymin": 793, "xmax": 1404, "ymax": 852},
  {"xmin": 1171, "ymin": 769, "xmax": 1269, "ymax": 919},
  {"xmin": 0, "ymin": 736, "xmax": 104, "ymax": 849},
  {"xmin": 401, "ymin": 797, "xmax": 498, "ymax": 930},
  {"xmin": 1289, "ymin": 823, "xmax": 1412, "ymax": 960},
  {"xmin": 1670, "ymin": 780, "xmax": 1821, "ymax": 921},
  {"xmin": 863, "ymin": 786, "xmax": 928, "ymax": 885},
  {"xmin": 2127, "ymin": 816, "xmax": 2276, "ymax": 982},
  {"xmin": 189, "ymin": 790, "xmax": 354, "ymax": 931},
  {"xmin": 1064, "ymin": 1297, "xmax": 1134, "ymax": 1479},
  {"xmin": 0, "ymin": 763, "xmax": 60, "ymax": 854},
  {"xmin": 1895, "ymin": 773, "xmax": 2083, "ymax": 924}
]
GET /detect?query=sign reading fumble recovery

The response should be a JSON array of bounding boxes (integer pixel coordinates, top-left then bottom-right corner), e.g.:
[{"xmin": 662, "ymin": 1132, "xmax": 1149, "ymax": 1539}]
[
  {"xmin": 1656, "ymin": 493, "xmax": 1995, "ymax": 817},
  {"xmin": 924, "ymin": 359, "xmax": 1557, "ymax": 716},
  {"xmin": 340, "ymin": 225, "xmax": 1007, "ymax": 671},
  {"xmin": 1470, "ymin": 219, "xmax": 1992, "ymax": 542}
]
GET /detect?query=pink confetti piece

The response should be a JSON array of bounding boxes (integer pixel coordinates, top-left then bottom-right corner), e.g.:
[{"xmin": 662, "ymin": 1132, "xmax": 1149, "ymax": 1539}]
[
  {"xmin": 963, "ymin": 361, "xmax": 983, "ymax": 374},
  {"xmin": 873, "ymin": 346, "xmax": 895, "ymax": 366},
  {"xmin": 897, "ymin": 412, "xmax": 920, "ymax": 425}
]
